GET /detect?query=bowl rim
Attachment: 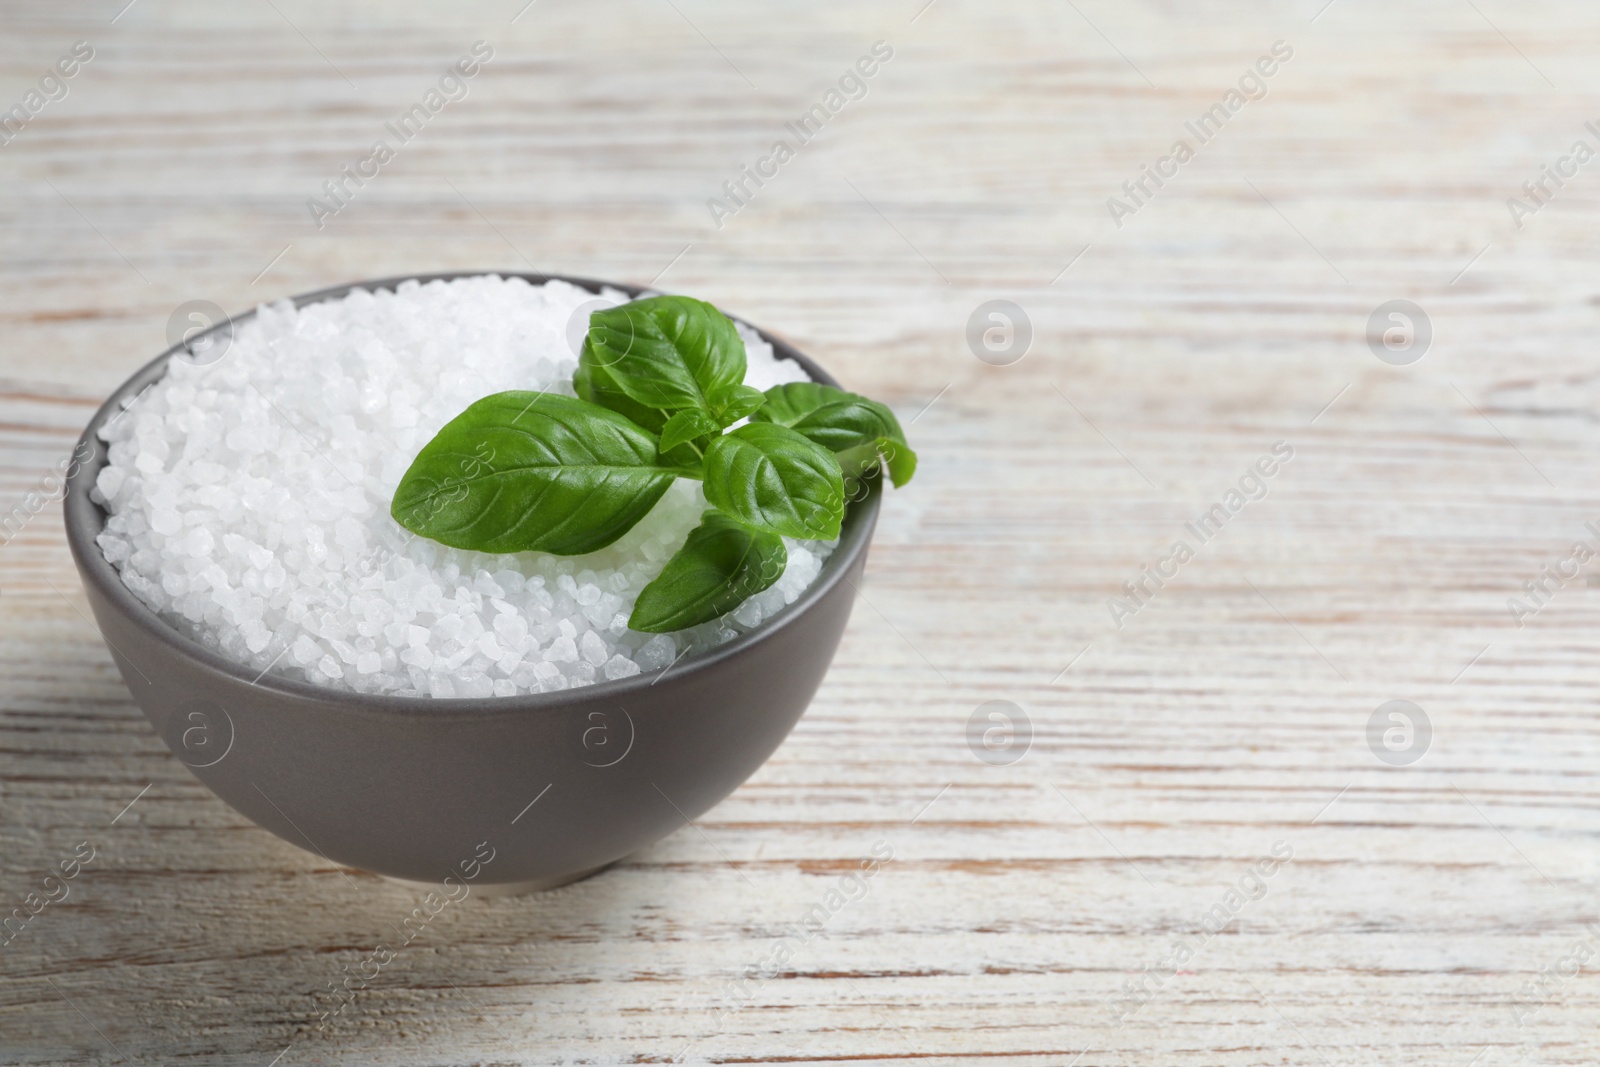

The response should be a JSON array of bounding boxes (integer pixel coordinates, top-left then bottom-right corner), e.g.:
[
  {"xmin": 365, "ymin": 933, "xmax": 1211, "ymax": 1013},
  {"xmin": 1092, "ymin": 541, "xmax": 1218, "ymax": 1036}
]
[{"xmin": 63, "ymin": 271, "xmax": 882, "ymax": 718}]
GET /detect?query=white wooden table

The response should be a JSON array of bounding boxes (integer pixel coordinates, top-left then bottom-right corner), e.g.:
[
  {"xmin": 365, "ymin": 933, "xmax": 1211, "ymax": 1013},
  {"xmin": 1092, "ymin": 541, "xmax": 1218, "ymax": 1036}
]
[{"xmin": 3, "ymin": 0, "xmax": 1599, "ymax": 1062}]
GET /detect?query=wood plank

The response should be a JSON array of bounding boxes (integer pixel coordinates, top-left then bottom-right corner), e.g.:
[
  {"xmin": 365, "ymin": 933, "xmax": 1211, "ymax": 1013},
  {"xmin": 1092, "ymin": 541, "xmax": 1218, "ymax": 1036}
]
[{"xmin": 2, "ymin": 0, "xmax": 1599, "ymax": 1063}]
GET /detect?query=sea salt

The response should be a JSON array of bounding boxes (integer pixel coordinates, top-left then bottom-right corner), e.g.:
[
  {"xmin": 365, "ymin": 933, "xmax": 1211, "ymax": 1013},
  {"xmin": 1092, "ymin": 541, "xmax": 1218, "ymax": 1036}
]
[{"xmin": 93, "ymin": 276, "xmax": 838, "ymax": 698}]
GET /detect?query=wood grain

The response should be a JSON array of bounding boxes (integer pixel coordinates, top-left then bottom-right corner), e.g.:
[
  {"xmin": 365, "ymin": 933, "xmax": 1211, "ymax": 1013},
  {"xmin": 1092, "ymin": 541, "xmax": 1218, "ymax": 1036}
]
[{"xmin": 3, "ymin": 0, "xmax": 1600, "ymax": 1063}]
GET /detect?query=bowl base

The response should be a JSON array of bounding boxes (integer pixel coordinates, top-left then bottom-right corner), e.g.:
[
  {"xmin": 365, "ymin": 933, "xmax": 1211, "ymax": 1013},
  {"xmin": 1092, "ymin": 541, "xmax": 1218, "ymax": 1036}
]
[{"xmin": 381, "ymin": 862, "xmax": 615, "ymax": 898}]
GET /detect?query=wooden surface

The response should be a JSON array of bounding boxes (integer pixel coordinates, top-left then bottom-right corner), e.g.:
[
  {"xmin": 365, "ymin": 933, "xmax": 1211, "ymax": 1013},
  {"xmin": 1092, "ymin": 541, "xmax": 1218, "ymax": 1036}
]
[{"xmin": 3, "ymin": 0, "xmax": 1600, "ymax": 1062}]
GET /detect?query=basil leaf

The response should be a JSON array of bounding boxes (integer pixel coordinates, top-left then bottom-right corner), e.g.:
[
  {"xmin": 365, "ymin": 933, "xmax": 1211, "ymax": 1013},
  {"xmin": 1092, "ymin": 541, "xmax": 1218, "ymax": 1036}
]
[
  {"xmin": 752, "ymin": 382, "xmax": 916, "ymax": 487},
  {"xmin": 879, "ymin": 436, "xmax": 916, "ymax": 487},
  {"xmin": 577, "ymin": 357, "xmax": 703, "ymax": 475},
  {"xmin": 752, "ymin": 381, "xmax": 904, "ymax": 450},
  {"xmin": 659, "ymin": 409, "xmax": 722, "ymax": 454},
  {"xmin": 708, "ymin": 383, "xmax": 767, "ymax": 426},
  {"xmin": 628, "ymin": 510, "xmax": 787, "ymax": 633},
  {"xmin": 575, "ymin": 355, "xmax": 666, "ymax": 431},
  {"xmin": 702, "ymin": 423, "xmax": 844, "ymax": 540},
  {"xmin": 838, "ymin": 436, "xmax": 917, "ymax": 489},
  {"xmin": 582, "ymin": 295, "xmax": 746, "ymax": 417},
  {"xmin": 391, "ymin": 392, "xmax": 676, "ymax": 555}
]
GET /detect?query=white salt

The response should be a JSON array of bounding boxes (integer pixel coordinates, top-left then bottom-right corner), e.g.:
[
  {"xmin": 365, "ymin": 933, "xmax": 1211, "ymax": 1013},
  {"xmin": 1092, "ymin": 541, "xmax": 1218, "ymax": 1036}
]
[{"xmin": 92, "ymin": 276, "xmax": 838, "ymax": 698}]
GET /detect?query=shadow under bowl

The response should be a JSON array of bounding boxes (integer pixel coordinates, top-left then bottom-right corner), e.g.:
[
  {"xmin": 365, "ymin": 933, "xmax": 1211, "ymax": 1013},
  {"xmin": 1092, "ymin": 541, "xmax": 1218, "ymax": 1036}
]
[{"xmin": 62, "ymin": 272, "xmax": 879, "ymax": 889}]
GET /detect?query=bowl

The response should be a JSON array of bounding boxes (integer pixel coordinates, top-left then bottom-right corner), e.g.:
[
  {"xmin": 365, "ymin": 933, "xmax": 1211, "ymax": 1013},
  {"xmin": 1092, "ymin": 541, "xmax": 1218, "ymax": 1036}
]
[{"xmin": 62, "ymin": 272, "xmax": 880, "ymax": 891}]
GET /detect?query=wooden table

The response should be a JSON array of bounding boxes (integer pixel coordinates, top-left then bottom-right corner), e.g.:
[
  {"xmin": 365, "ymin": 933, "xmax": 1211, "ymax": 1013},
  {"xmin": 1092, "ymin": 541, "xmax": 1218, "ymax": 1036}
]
[{"xmin": 3, "ymin": 0, "xmax": 1598, "ymax": 1062}]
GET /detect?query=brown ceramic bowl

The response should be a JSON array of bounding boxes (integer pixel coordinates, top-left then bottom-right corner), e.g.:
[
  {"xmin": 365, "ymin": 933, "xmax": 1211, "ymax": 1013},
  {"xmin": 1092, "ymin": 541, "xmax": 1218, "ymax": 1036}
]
[{"xmin": 62, "ymin": 272, "xmax": 879, "ymax": 892}]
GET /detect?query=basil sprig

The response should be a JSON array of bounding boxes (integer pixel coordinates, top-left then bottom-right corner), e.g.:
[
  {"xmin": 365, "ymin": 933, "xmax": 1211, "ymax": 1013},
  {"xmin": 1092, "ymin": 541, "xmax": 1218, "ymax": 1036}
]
[{"xmin": 391, "ymin": 295, "xmax": 917, "ymax": 633}]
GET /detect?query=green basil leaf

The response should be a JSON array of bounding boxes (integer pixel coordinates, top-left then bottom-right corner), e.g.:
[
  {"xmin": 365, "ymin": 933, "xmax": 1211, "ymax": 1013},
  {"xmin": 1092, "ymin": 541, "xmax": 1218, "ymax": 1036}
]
[
  {"xmin": 838, "ymin": 435, "xmax": 917, "ymax": 489},
  {"xmin": 391, "ymin": 392, "xmax": 676, "ymax": 555},
  {"xmin": 582, "ymin": 295, "xmax": 746, "ymax": 416},
  {"xmin": 628, "ymin": 510, "xmax": 787, "ymax": 633},
  {"xmin": 752, "ymin": 382, "xmax": 916, "ymax": 487},
  {"xmin": 659, "ymin": 409, "xmax": 722, "ymax": 454},
  {"xmin": 702, "ymin": 423, "xmax": 844, "ymax": 540},
  {"xmin": 708, "ymin": 383, "xmax": 767, "ymax": 426},
  {"xmin": 752, "ymin": 381, "xmax": 904, "ymax": 450},
  {"xmin": 577, "ymin": 356, "xmax": 703, "ymax": 475},
  {"xmin": 575, "ymin": 354, "xmax": 666, "ymax": 431},
  {"xmin": 879, "ymin": 436, "xmax": 916, "ymax": 487}
]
